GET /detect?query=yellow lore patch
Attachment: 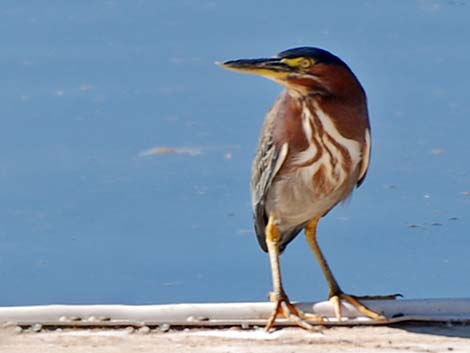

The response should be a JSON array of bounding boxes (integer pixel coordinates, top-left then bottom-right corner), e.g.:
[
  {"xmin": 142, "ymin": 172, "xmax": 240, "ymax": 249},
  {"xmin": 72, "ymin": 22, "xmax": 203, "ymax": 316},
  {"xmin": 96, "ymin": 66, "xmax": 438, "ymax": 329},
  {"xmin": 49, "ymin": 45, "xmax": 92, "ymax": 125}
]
[{"xmin": 281, "ymin": 57, "xmax": 316, "ymax": 70}]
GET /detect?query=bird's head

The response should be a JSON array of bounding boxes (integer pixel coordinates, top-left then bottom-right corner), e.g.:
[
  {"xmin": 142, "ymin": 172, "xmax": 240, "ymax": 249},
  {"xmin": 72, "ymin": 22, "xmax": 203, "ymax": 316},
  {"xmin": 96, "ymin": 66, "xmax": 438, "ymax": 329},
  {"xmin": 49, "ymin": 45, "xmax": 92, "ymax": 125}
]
[{"xmin": 219, "ymin": 47, "xmax": 362, "ymax": 98}]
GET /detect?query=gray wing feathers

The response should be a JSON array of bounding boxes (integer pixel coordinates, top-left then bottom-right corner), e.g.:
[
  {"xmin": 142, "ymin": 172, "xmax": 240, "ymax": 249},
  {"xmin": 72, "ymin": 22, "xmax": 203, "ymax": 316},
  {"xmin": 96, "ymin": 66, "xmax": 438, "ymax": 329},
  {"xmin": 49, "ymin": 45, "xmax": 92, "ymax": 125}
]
[
  {"xmin": 357, "ymin": 128, "xmax": 371, "ymax": 187},
  {"xmin": 251, "ymin": 135, "xmax": 288, "ymax": 252}
]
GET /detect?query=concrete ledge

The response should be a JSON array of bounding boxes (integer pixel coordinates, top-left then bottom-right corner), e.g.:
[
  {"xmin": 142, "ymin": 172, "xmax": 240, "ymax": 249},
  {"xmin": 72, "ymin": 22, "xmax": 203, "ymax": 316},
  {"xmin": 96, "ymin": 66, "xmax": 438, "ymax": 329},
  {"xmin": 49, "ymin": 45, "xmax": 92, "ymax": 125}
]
[{"xmin": 1, "ymin": 298, "xmax": 470, "ymax": 328}]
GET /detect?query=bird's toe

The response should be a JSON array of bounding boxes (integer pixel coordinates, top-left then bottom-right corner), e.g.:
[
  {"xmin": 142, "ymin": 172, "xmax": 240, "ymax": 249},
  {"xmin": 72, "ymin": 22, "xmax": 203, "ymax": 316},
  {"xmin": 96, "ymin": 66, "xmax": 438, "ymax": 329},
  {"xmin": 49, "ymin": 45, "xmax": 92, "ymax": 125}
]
[{"xmin": 329, "ymin": 293, "xmax": 386, "ymax": 321}]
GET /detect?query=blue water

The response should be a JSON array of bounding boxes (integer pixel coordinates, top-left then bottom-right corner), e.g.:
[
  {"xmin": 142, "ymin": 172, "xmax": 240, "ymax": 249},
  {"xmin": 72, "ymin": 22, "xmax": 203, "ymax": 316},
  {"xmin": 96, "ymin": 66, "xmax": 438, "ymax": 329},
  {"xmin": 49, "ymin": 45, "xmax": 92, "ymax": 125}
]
[{"xmin": 0, "ymin": 1, "xmax": 469, "ymax": 305}]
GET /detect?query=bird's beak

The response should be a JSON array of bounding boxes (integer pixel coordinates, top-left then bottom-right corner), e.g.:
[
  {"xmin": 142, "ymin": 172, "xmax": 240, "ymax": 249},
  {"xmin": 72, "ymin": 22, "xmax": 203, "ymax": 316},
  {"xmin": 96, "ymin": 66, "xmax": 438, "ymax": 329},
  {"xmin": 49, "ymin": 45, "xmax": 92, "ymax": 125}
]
[{"xmin": 217, "ymin": 57, "xmax": 291, "ymax": 80}]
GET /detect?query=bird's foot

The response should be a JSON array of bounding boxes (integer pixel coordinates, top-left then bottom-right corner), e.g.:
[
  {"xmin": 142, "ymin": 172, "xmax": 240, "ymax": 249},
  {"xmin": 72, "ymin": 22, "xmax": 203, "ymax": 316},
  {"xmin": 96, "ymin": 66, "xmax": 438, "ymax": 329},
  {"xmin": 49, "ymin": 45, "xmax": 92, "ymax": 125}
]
[
  {"xmin": 266, "ymin": 292, "xmax": 323, "ymax": 332},
  {"xmin": 329, "ymin": 292, "xmax": 388, "ymax": 321}
]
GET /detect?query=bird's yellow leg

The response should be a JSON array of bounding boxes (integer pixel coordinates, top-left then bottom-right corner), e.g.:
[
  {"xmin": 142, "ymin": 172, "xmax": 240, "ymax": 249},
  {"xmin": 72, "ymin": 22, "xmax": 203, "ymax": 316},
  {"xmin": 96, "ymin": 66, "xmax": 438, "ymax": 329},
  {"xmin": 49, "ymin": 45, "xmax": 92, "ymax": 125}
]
[
  {"xmin": 305, "ymin": 218, "xmax": 393, "ymax": 321},
  {"xmin": 265, "ymin": 215, "xmax": 322, "ymax": 331}
]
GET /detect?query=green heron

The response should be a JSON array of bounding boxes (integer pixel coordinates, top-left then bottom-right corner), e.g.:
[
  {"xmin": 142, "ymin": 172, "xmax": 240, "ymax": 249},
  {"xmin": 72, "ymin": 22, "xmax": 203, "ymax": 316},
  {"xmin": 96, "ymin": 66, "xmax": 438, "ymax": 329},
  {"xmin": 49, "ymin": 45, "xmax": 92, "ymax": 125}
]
[{"xmin": 219, "ymin": 47, "xmax": 397, "ymax": 331}]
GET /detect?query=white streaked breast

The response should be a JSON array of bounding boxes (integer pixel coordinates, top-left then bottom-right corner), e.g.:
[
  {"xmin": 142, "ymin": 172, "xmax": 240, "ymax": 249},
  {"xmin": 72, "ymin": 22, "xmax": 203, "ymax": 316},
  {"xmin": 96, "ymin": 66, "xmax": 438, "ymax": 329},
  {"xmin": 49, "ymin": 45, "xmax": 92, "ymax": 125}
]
[
  {"xmin": 293, "ymin": 103, "xmax": 363, "ymax": 192},
  {"xmin": 313, "ymin": 102, "xmax": 362, "ymax": 167}
]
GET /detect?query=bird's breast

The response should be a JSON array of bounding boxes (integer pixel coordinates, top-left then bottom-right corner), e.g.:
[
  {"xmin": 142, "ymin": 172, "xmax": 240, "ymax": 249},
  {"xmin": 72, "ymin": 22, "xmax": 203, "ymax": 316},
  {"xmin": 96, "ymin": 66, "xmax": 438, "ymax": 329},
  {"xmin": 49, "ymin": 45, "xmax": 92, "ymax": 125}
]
[
  {"xmin": 266, "ymin": 101, "xmax": 363, "ymax": 230},
  {"xmin": 291, "ymin": 101, "xmax": 363, "ymax": 195}
]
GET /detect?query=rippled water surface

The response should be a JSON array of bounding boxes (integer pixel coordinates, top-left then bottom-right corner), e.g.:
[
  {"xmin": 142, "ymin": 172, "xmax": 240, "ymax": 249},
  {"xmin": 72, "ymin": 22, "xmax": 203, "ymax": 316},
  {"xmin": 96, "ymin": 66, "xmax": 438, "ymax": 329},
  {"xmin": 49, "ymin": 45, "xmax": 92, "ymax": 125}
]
[{"xmin": 1, "ymin": 1, "xmax": 469, "ymax": 305}]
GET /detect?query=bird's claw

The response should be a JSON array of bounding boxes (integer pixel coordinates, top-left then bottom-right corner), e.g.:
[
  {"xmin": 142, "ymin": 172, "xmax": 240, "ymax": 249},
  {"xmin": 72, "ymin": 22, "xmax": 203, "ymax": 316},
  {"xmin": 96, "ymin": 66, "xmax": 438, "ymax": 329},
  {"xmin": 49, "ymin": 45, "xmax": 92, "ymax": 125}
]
[{"xmin": 266, "ymin": 292, "xmax": 323, "ymax": 332}]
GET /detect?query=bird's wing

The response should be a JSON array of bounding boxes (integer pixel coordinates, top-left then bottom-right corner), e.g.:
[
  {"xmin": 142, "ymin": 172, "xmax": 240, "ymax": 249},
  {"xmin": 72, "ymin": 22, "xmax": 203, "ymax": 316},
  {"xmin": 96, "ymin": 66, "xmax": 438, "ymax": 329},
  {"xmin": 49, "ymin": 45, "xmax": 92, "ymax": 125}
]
[
  {"xmin": 357, "ymin": 128, "xmax": 371, "ymax": 187},
  {"xmin": 251, "ymin": 130, "xmax": 289, "ymax": 252}
]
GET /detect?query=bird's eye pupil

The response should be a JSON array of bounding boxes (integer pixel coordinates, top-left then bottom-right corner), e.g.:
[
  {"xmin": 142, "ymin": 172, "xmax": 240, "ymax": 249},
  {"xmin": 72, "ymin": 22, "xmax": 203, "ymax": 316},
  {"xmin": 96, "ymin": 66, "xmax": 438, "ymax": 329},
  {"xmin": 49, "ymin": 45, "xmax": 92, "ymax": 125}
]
[{"xmin": 300, "ymin": 59, "xmax": 311, "ymax": 68}]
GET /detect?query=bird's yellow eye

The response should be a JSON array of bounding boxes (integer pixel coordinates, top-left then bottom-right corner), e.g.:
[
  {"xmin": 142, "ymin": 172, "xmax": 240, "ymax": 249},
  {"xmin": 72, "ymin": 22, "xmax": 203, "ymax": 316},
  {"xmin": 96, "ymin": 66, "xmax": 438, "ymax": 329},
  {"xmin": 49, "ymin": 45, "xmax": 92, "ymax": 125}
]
[{"xmin": 299, "ymin": 58, "xmax": 313, "ymax": 68}]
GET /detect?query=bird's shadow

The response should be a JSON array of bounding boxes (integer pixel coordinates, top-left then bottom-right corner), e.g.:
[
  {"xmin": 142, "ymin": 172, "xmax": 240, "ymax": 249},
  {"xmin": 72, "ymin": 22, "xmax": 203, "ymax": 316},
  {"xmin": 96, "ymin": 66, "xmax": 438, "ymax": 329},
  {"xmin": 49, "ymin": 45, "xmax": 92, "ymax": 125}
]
[{"xmin": 392, "ymin": 322, "xmax": 470, "ymax": 339}]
